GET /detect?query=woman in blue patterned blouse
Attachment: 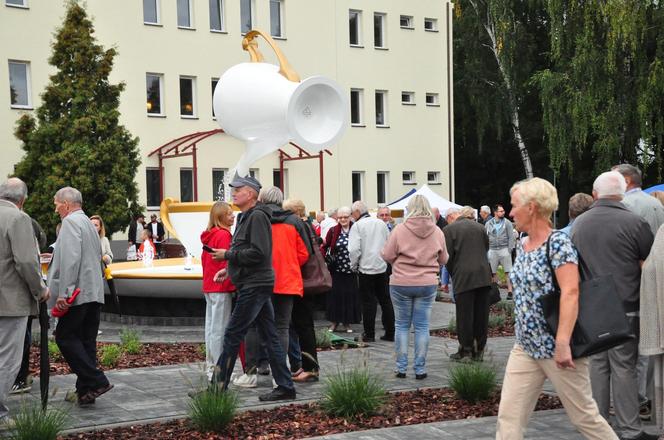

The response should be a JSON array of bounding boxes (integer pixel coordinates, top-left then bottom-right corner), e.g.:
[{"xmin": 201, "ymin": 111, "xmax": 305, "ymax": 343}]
[{"xmin": 495, "ymin": 178, "xmax": 617, "ymax": 440}]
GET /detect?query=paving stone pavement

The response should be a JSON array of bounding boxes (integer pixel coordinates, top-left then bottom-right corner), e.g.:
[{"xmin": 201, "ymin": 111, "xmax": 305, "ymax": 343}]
[{"xmin": 8, "ymin": 298, "xmax": 659, "ymax": 439}]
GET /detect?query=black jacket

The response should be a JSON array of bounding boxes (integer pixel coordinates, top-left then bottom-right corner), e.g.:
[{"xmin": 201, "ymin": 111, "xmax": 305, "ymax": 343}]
[
  {"xmin": 225, "ymin": 203, "xmax": 274, "ymax": 290},
  {"xmin": 443, "ymin": 217, "xmax": 492, "ymax": 294}
]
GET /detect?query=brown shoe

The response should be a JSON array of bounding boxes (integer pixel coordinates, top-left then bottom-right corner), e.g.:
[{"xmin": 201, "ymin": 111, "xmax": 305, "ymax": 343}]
[
  {"xmin": 292, "ymin": 371, "xmax": 319, "ymax": 383},
  {"xmin": 90, "ymin": 383, "xmax": 114, "ymax": 399}
]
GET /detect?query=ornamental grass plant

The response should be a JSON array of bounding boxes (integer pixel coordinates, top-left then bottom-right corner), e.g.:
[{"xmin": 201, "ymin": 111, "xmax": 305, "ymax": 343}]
[
  {"xmin": 119, "ymin": 328, "xmax": 142, "ymax": 354},
  {"xmin": 99, "ymin": 344, "xmax": 122, "ymax": 368},
  {"xmin": 449, "ymin": 361, "xmax": 497, "ymax": 403},
  {"xmin": 188, "ymin": 387, "xmax": 238, "ymax": 433},
  {"xmin": 321, "ymin": 368, "xmax": 386, "ymax": 419},
  {"xmin": 7, "ymin": 403, "xmax": 67, "ymax": 440}
]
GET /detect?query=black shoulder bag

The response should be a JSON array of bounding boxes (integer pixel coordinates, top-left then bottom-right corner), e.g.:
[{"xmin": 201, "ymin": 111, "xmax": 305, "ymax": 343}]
[{"xmin": 539, "ymin": 232, "xmax": 634, "ymax": 358}]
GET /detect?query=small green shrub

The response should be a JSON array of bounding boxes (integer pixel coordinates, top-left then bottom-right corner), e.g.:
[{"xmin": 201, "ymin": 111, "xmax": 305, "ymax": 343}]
[
  {"xmin": 488, "ymin": 314, "xmax": 506, "ymax": 329},
  {"xmin": 315, "ymin": 330, "xmax": 332, "ymax": 349},
  {"xmin": 48, "ymin": 341, "xmax": 61, "ymax": 360},
  {"xmin": 99, "ymin": 344, "xmax": 122, "ymax": 368},
  {"xmin": 493, "ymin": 300, "xmax": 515, "ymax": 316},
  {"xmin": 7, "ymin": 402, "xmax": 67, "ymax": 440},
  {"xmin": 199, "ymin": 343, "xmax": 206, "ymax": 356},
  {"xmin": 447, "ymin": 317, "xmax": 457, "ymax": 334},
  {"xmin": 189, "ymin": 387, "xmax": 238, "ymax": 433},
  {"xmin": 496, "ymin": 266, "xmax": 507, "ymax": 285},
  {"xmin": 321, "ymin": 368, "xmax": 386, "ymax": 418},
  {"xmin": 119, "ymin": 328, "xmax": 142, "ymax": 354},
  {"xmin": 449, "ymin": 362, "xmax": 497, "ymax": 403}
]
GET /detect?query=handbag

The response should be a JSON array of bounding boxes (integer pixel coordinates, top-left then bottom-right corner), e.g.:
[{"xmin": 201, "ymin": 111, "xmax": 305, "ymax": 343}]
[
  {"xmin": 539, "ymin": 232, "xmax": 634, "ymax": 358},
  {"xmin": 301, "ymin": 223, "xmax": 332, "ymax": 295},
  {"xmin": 489, "ymin": 282, "xmax": 501, "ymax": 305}
]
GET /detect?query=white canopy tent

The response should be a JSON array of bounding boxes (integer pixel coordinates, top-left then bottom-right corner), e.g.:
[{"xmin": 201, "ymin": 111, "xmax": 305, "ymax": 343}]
[{"xmin": 387, "ymin": 184, "xmax": 462, "ymax": 215}]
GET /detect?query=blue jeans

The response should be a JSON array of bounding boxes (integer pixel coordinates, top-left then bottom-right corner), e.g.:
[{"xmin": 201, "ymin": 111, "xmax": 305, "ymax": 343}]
[
  {"xmin": 214, "ymin": 286, "xmax": 294, "ymax": 392},
  {"xmin": 390, "ymin": 285, "xmax": 436, "ymax": 375}
]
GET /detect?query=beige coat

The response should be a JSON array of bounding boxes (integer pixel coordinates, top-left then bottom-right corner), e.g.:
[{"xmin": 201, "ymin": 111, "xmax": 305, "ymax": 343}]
[
  {"xmin": 640, "ymin": 224, "xmax": 664, "ymax": 355},
  {"xmin": 0, "ymin": 199, "xmax": 45, "ymax": 317}
]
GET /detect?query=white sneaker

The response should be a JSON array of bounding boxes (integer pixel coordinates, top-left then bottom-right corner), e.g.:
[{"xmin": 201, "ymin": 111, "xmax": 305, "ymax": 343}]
[{"xmin": 232, "ymin": 373, "xmax": 257, "ymax": 388}]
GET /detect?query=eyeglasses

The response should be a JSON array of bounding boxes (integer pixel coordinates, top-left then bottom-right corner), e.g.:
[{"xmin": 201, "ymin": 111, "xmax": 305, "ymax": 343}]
[{"xmin": 337, "ymin": 216, "xmax": 350, "ymax": 219}]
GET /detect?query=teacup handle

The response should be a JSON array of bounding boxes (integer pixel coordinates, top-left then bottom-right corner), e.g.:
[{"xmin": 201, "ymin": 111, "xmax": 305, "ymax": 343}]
[{"xmin": 242, "ymin": 29, "xmax": 301, "ymax": 82}]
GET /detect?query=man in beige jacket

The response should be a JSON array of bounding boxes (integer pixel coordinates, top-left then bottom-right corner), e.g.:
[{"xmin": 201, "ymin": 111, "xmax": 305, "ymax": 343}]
[{"xmin": 0, "ymin": 178, "xmax": 49, "ymax": 426}]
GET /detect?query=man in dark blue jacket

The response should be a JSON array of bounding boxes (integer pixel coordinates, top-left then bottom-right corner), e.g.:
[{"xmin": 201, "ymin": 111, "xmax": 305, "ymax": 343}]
[{"xmin": 210, "ymin": 174, "xmax": 296, "ymax": 402}]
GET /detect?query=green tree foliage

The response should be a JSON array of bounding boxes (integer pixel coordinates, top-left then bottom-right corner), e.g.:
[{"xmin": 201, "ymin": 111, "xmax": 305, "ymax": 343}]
[
  {"xmin": 535, "ymin": 0, "xmax": 664, "ymax": 180},
  {"xmin": 13, "ymin": 1, "xmax": 141, "ymax": 239}
]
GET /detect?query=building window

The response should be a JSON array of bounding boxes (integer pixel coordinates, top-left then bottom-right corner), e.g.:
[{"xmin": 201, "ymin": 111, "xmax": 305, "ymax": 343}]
[
  {"xmin": 349, "ymin": 10, "xmax": 362, "ymax": 46},
  {"xmin": 177, "ymin": 0, "xmax": 193, "ymax": 28},
  {"xmin": 402, "ymin": 171, "xmax": 416, "ymax": 185},
  {"xmin": 424, "ymin": 17, "xmax": 438, "ymax": 31},
  {"xmin": 143, "ymin": 0, "xmax": 160, "ymax": 25},
  {"xmin": 6, "ymin": 0, "xmax": 28, "ymax": 7},
  {"xmin": 400, "ymin": 15, "xmax": 413, "ymax": 29},
  {"xmin": 426, "ymin": 93, "xmax": 439, "ymax": 106},
  {"xmin": 272, "ymin": 169, "xmax": 288, "ymax": 195},
  {"xmin": 180, "ymin": 76, "xmax": 196, "ymax": 117},
  {"xmin": 146, "ymin": 73, "xmax": 163, "ymax": 115},
  {"xmin": 374, "ymin": 13, "xmax": 386, "ymax": 48},
  {"xmin": 212, "ymin": 168, "xmax": 227, "ymax": 201},
  {"xmin": 377, "ymin": 172, "xmax": 388, "ymax": 204},
  {"xmin": 375, "ymin": 90, "xmax": 387, "ymax": 126},
  {"xmin": 401, "ymin": 91, "xmax": 415, "ymax": 105},
  {"xmin": 350, "ymin": 88, "xmax": 363, "ymax": 126},
  {"xmin": 241, "ymin": 0, "xmax": 253, "ymax": 34},
  {"xmin": 428, "ymin": 171, "xmax": 441, "ymax": 185},
  {"xmin": 211, "ymin": 78, "xmax": 218, "ymax": 117},
  {"xmin": 270, "ymin": 0, "xmax": 284, "ymax": 38},
  {"xmin": 209, "ymin": 0, "xmax": 224, "ymax": 32},
  {"xmin": 180, "ymin": 168, "xmax": 194, "ymax": 202},
  {"xmin": 352, "ymin": 171, "xmax": 364, "ymax": 202},
  {"xmin": 146, "ymin": 168, "xmax": 161, "ymax": 207},
  {"xmin": 8, "ymin": 61, "xmax": 31, "ymax": 108},
  {"xmin": 249, "ymin": 168, "xmax": 259, "ymax": 179}
]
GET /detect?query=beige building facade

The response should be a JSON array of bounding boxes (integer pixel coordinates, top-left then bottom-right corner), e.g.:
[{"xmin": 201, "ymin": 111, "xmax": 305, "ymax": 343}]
[{"xmin": 1, "ymin": 0, "xmax": 454, "ymax": 228}]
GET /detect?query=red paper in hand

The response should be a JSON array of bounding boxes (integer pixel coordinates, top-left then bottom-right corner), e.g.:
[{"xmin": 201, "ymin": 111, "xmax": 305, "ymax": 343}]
[{"xmin": 51, "ymin": 288, "xmax": 81, "ymax": 318}]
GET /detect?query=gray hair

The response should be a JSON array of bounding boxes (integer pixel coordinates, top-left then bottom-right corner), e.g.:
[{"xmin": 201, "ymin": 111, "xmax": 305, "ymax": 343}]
[
  {"xmin": 326, "ymin": 207, "xmax": 338, "ymax": 217},
  {"xmin": 0, "ymin": 177, "xmax": 28, "ymax": 204},
  {"xmin": 405, "ymin": 195, "xmax": 433, "ymax": 220},
  {"xmin": 55, "ymin": 186, "xmax": 83, "ymax": 206},
  {"xmin": 612, "ymin": 164, "xmax": 642, "ymax": 187},
  {"xmin": 351, "ymin": 200, "xmax": 368, "ymax": 215},
  {"xmin": 445, "ymin": 207, "xmax": 460, "ymax": 218},
  {"xmin": 593, "ymin": 171, "xmax": 626, "ymax": 199},
  {"xmin": 337, "ymin": 206, "xmax": 351, "ymax": 217},
  {"xmin": 480, "ymin": 205, "xmax": 491, "ymax": 214},
  {"xmin": 568, "ymin": 193, "xmax": 593, "ymax": 219},
  {"xmin": 258, "ymin": 186, "xmax": 283, "ymax": 205},
  {"xmin": 458, "ymin": 206, "xmax": 475, "ymax": 219}
]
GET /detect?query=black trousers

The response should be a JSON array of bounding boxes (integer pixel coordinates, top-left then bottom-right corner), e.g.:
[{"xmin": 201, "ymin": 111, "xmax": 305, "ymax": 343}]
[
  {"xmin": 358, "ymin": 272, "xmax": 394, "ymax": 338},
  {"xmin": 291, "ymin": 295, "xmax": 318, "ymax": 372},
  {"xmin": 55, "ymin": 302, "xmax": 109, "ymax": 395},
  {"xmin": 455, "ymin": 286, "xmax": 491, "ymax": 353}
]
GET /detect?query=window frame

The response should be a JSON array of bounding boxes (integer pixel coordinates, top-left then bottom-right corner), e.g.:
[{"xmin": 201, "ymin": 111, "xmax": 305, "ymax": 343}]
[
  {"xmin": 209, "ymin": 0, "xmax": 225, "ymax": 32},
  {"xmin": 240, "ymin": 0, "xmax": 254, "ymax": 35},
  {"xmin": 373, "ymin": 12, "xmax": 387, "ymax": 49},
  {"xmin": 349, "ymin": 9, "xmax": 362, "ymax": 47},
  {"xmin": 180, "ymin": 168, "xmax": 194, "ymax": 203},
  {"xmin": 375, "ymin": 89, "xmax": 388, "ymax": 127},
  {"xmin": 146, "ymin": 73, "xmax": 165, "ymax": 117},
  {"xmin": 5, "ymin": 0, "xmax": 28, "ymax": 8},
  {"xmin": 212, "ymin": 168, "xmax": 228, "ymax": 201},
  {"xmin": 352, "ymin": 171, "xmax": 365, "ymax": 202},
  {"xmin": 401, "ymin": 91, "xmax": 415, "ymax": 106},
  {"xmin": 211, "ymin": 77, "xmax": 219, "ymax": 119},
  {"xmin": 425, "ymin": 92, "xmax": 440, "ymax": 107},
  {"xmin": 270, "ymin": 0, "xmax": 285, "ymax": 38},
  {"xmin": 177, "ymin": 0, "xmax": 195, "ymax": 29},
  {"xmin": 427, "ymin": 171, "xmax": 441, "ymax": 185},
  {"xmin": 146, "ymin": 167, "xmax": 161, "ymax": 209},
  {"xmin": 143, "ymin": 0, "xmax": 161, "ymax": 26},
  {"xmin": 377, "ymin": 171, "xmax": 389, "ymax": 204},
  {"xmin": 179, "ymin": 75, "xmax": 197, "ymax": 118},
  {"xmin": 350, "ymin": 88, "xmax": 364, "ymax": 126},
  {"xmin": 399, "ymin": 15, "xmax": 413, "ymax": 29},
  {"xmin": 424, "ymin": 17, "xmax": 438, "ymax": 32},
  {"xmin": 402, "ymin": 171, "xmax": 416, "ymax": 185},
  {"xmin": 8, "ymin": 60, "xmax": 32, "ymax": 109}
]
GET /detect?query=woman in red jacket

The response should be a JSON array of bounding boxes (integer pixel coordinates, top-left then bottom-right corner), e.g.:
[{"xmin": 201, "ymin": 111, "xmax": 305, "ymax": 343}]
[{"xmin": 200, "ymin": 201, "xmax": 236, "ymax": 381}]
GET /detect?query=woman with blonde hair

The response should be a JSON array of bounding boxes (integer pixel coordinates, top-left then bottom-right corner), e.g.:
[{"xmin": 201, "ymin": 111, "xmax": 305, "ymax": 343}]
[
  {"xmin": 496, "ymin": 177, "xmax": 616, "ymax": 439},
  {"xmin": 90, "ymin": 214, "xmax": 113, "ymax": 265},
  {"xmin": 200, "ymin": 201, "xmax": 236, "ymax": 381},
  {"xmin": 381, "ymin": 195, "xmax": 448, "ymax": 379}
]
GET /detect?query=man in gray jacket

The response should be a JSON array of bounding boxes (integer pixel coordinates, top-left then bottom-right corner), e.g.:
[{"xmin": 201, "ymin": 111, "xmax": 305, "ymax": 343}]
[
  {"xmin": 49, "ymin": 187, "xmax": 112, "ymax": 405},
  {"xmin": 0, "ymin": 178, "xmax": 49, "ymax": 426}
]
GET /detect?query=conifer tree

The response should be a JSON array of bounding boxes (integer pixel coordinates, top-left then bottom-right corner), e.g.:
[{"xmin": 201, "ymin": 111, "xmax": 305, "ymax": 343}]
[{"xmin": 14, "ymin": 1, "xmax": 141, "ymax": 239}]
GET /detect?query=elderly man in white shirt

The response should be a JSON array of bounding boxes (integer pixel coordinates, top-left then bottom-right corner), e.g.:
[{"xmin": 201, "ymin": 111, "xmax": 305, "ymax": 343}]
[
  {"xmin": 348, "ymin": 200, "xmax": 394, "ymax": 342},
  {"xmin": 320, "ymin": 208, "xmax": 338, "ymax": 244}
]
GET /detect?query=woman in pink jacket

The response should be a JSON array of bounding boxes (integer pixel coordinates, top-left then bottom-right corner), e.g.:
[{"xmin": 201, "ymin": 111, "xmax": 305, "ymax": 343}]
[
  {"xmin": 381, "ymin": 195, "xmax": 448, "ymax": 380},
  {"xmin": 200, "ymin": 201, "xmax": 236, "ymax": 381}
]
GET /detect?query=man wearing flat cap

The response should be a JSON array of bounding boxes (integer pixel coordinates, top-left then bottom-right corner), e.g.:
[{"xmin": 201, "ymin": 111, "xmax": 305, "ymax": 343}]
[{"xmin": 209, "ymin": 174, "xmax": 296, "ymax": 402}]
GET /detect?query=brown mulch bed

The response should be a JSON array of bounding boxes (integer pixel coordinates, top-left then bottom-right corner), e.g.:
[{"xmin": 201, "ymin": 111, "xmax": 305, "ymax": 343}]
[
  {"xmin": 30, "ymin": 342, "xmax": 205, "ymax": 376},
  {"xmin": 431, "ymin": 304, "xmax": 516, "ymax": 339},
  {"xmin": 60, "ymin": 388, "xmax": 562, "ymax": 439}
]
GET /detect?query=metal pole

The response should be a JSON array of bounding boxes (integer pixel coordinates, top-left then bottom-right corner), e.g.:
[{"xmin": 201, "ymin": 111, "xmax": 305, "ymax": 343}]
[
  {"xmin": 192, "ymin": 144, "xmax": 198, "ymax": 202},
  {"xmin": 319, "ymin": 152, "xmax": 324, "ymax": 211},
  {"xmin": 279, "ymin": 151, "xmax": 285, "ymax": 192}
]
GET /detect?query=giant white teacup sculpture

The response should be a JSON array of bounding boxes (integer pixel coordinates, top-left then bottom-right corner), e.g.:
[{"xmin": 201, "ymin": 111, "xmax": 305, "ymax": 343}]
[{"xmin": 213, "ymin": 30, "xmax": 348, "ymax": 177}]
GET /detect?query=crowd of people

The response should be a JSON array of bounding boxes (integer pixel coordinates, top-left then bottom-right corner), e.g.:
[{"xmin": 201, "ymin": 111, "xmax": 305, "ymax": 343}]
[{"xmin": 2, "ymin": 162, "xmax": 664, "ymax": 440}]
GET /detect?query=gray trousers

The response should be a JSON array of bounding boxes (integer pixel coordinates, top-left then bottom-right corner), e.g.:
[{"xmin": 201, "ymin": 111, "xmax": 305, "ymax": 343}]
[
  {"xmin": 590, "ymin": 316, "xmax": 642, "ymax": 439},
  {"xmin": 0, "ymin": 316, "xmax": 28, "ymax": 420}
]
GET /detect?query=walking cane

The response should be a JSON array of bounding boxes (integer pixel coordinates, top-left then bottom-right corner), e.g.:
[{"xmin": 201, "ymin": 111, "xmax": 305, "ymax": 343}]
[{"xmin": 38, "ymin": 301, "xmax": 49, "ymax": 410}]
